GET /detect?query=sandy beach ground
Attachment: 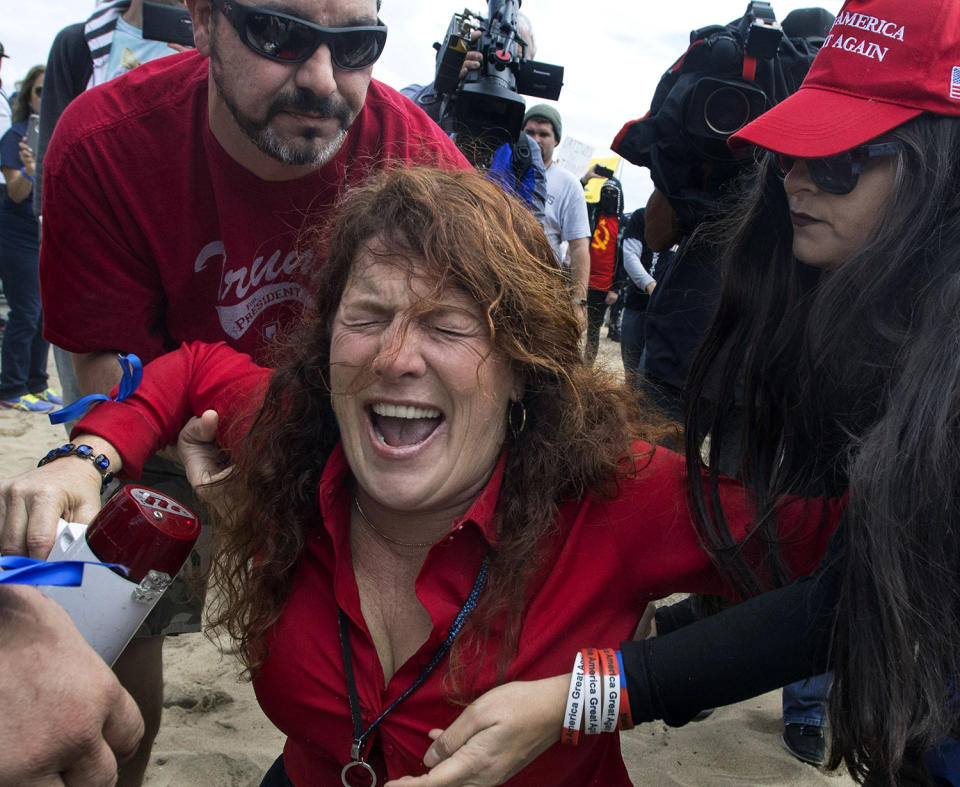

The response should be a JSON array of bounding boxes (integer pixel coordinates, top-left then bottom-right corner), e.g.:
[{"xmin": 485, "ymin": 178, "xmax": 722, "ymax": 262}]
[{"xmin": 0, "ymin": 343, "xmax": 854, "ymax": 786}]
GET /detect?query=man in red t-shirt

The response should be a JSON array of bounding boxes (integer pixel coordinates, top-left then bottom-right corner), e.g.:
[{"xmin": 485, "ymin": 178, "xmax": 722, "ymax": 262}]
[{"xmin": 30, "ymin": 0, "xmax": 468, "ymax": 782}]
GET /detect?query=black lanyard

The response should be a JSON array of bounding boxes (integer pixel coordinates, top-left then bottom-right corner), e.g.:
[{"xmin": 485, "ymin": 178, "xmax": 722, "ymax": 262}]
[{"xmin": 338, "ymin": 553, "xmax": 489, "ymax": 787}]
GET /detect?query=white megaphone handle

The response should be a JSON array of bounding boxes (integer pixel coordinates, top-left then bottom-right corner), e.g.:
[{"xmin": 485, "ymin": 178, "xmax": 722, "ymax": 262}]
[{"xmin": 40, "ymin": 518, "xmax": 173, "ymax": 666}]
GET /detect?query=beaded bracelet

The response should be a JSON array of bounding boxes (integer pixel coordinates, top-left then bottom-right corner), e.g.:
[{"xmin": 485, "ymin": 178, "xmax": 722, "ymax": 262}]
[{"xmin": 37, "ymin": 443, "xmax": 114, "ymax": 493}]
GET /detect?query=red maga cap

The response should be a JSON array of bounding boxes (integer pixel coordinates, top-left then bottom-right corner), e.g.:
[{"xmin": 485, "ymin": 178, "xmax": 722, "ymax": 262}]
[
  {"xmin": 86, "ymin": 486, "xmax": 200, "ymax": 583},
  {"xmin": 731, "ymin": 0, "xmax": 960, "ymax": 157}
]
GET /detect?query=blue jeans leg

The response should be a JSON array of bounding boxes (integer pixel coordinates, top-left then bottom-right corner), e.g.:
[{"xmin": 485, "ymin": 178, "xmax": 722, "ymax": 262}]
[
  {"xmin": 0, "ymin": 227, "xmax": 47, "ymax": 400},
  {"xmin": 925, "ymin": 736, "xmax": 960, "ymax": 785},
  {"xmin": 620, "ymin": 308, "xmax": 645, "ymax": 385},
  {"xmin": 782, "ymin": 672, "xmax": 832, "ymax": 727},
  {"xmin": 584, "ymin": 289, "xmax": 608, "ymax": 364}
]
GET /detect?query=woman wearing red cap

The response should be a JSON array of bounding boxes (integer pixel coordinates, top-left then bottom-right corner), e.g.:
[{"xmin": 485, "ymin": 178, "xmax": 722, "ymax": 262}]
[{"xmin": 398, "ymin": 0, "xmax": 960, "ymax": 784}]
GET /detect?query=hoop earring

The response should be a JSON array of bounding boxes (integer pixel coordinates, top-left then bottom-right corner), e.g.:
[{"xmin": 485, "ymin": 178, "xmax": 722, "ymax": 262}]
[{"xmin": 508, "ymin": 399, "xmax": 527, "ymax": 437}]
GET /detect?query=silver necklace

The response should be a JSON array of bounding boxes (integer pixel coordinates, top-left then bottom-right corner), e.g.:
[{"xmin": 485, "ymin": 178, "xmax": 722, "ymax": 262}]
[{"xmin": 353, "ymin": 497, "xmax": 437, "ymax": 548}]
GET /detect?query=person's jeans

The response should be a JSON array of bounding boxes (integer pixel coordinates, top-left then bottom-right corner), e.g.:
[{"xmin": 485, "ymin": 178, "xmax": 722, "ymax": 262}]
[
  {"xmin": 925, "ymin": 735, "xmax": 960, "ymax": 785},
  {"xmin": 260, "ymin": 756, "xmax": 294, "ymax": 787},
  {"xmin": 0, "ymin": 219, "xmax": 48, "ymax": 400},
  {"xmin": 584, "ymin": 288, "xmax": 608, "ymax": 364},
  {"xmin": 782, "ymin": 672, "xmax": 832, "ymax": 727},
  {"xmin": 620, "ymin": 307, "xmax": 645, "ymax": 385}
]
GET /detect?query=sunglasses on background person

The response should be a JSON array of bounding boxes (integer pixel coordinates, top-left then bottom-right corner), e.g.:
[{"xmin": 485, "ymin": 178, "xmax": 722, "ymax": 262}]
[
  {"xmin": 212, "ymin": 0, "xmax": 387, "ymax": 70},
  {"xmin": 775, "ymin": 141, "xmax": 903, "ymax": 195}
]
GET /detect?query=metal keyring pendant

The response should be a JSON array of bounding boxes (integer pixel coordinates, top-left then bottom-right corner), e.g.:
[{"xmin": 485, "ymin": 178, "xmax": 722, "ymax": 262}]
[{"xmin": 341, "ymin": 759, "xmax": 377, "ymax": 787}]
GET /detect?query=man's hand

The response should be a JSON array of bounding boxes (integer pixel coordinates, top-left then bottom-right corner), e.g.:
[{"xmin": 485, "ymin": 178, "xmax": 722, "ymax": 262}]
[
  {"xmin": 456, "ymin": 29, "xmax": 484, "ymax": 79},
  {"xmin": 579, "ymin": 164, "xmax": 607, "ymax": 187},
  {"xmin": 0, "ymin": 435, "xmax": 116, "ymax": 559},
  {"xmin": 572, "ymin": 302, "xmax": 587, "ymax": 333},
  {"xmin": 604, "ymin": 290, "xmax": 619, "ymax": 306},
  {"xmin": 0, "ymin": 585, "xmax": 144, "ymax": 785},
  {"xmin": 383, "ymin": 675, "xmax": 568, "ymax": 787},
  {"xmin": 568, "ymin": 237, "xmax": 591, "ymax": 333}
]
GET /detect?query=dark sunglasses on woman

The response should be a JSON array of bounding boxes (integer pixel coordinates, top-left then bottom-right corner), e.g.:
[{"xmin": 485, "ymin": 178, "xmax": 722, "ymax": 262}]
[
  {"xmin": 775, "ymin": 141, "xmax": 903, "ymax": 195},
  {"xmin": 33, "ymin": 85, "xmax": 42, "ymax": 97},
  {"xmin": 211, "ymin": 0, "xmax": 387, "ymax": 70}
]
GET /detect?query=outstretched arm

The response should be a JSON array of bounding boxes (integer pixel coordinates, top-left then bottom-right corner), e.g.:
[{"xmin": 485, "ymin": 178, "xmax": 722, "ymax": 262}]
[
  {"xmin": 387, "ymin": 564, "xmax": 839, "ymax": 786},
  {"xmin": 0, "ymin": 342, "xmax": 267, "ymax": 557}
]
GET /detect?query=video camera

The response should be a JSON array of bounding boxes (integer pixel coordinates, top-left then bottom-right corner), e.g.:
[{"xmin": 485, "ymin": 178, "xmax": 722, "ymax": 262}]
[
  {"xmin": 431, "ymin": 0, "xmax": 564, "ymax": 149},
  {"xmin": 612, "ymin": 1, "xmax": 833, "ymax": 229}
]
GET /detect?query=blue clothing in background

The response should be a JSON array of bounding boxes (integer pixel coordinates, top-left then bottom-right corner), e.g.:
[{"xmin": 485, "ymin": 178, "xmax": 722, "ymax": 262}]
[
  {"xmin": 0, "ymin": 121, "xmax": 48, "ymax": 400},
  {"xmin": 1, "ymin": 122, "xmax": 36, "ymax": 227},
  {"xmin": 782, "ymin": 673, "xmax": 831, "ymax": 728}
]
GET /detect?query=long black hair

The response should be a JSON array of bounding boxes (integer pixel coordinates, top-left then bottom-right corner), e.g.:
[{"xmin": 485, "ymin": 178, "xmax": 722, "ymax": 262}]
[{"xmin": 684, "ymin": 113, "xmax": 960, "ymax": 784}]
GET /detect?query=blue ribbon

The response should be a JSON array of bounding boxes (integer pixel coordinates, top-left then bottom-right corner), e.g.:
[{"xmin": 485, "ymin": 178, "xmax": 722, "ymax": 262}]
[
  {"xmin": 49, "ymin": 353, "xmax": 143, "ymax": 425},
  {"xmin": 0, "ymin": 555, "xmax": 129, "ymax": 586}
]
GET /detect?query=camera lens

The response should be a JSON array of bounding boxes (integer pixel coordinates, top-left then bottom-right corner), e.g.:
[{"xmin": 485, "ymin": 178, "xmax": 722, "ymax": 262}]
[{"xmin": 703, "ymin": 86, "xmax": 751, "ymax": 136}]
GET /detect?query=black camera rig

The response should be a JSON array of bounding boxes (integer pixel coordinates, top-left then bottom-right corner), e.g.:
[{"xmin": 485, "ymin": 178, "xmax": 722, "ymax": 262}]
[
  {"xmin": 431, "ymin": 1, "xmax": 564, "ymax": 149},
  {"xmin": 612, "ymin": 1, "xmax": 833, "ymax": 229}
]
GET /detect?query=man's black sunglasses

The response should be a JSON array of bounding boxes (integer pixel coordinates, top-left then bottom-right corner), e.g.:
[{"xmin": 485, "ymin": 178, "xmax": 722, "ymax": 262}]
[
  {"xmin": 775, "ymin": 141, "xmax": 903, "ymax": 195},
  {"xmin": 213, "ymin": 0, "xmax": 387, "ymax": 70}
]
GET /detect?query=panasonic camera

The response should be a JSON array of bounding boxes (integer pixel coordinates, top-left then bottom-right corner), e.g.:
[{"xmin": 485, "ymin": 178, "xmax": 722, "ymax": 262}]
[{"xmin": 431, "ymin": 0, "xmax": 564, "ymax": 149}]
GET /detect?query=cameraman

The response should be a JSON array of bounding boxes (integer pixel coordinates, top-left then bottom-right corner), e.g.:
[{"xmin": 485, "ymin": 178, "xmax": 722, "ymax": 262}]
[
  {"xmin": 617, "ymin": 6, "xmax": 834, "ymax": 430},
  {"xmin": 401, "ymin": 12, "xmax": 548, "ymax": 226},
  {"xmin": 401, "ymin": 12, "xmax": 535, "ymax": 125}
]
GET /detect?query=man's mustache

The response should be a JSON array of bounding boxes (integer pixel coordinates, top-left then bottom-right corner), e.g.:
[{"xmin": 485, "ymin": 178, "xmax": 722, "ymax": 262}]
[{"xmin": 266, "ymin": 90, "xmax": 352, "ymax": 126}]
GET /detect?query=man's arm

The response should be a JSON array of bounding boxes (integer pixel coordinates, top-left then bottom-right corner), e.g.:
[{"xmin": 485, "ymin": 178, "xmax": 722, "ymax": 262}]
[
  {"xmin": 561, "ymin": 172, "xmax": 592, "ymax": 329},
  {"xmin": 565, "ymin": 237, "xmax": 589, "ymax": 331},
  {"xmin": 73, "ymin": 351, "xmax": 125, "ymax": 397},
  {"xmin": 567, "ymin": 236, "xmax": 590, "ymax": 300},
  {"xmin": 623, "ymin": 237, "xmax": 656, "ymax": 292}
]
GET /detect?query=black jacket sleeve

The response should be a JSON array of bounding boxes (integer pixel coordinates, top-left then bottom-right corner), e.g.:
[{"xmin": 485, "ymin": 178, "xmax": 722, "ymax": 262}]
[
  {"xmin": 622, "ymin": 560, "xmax": 840, "ymax": 727},
  {"xmin": 35, "ymin": 23, "xmax": 92, "ymax": 216}
]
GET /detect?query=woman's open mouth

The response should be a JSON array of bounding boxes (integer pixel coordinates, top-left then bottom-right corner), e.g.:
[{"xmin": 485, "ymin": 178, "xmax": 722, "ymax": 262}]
[{"xmin": 368, "ymin": 402, "xmax": 443, "ymax": 448}]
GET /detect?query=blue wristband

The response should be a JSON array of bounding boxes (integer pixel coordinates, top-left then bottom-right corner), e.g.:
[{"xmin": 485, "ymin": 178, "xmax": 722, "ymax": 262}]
[
  {"xmin": 19, "ymin": 166, "xmax": 34, "ymax": 183},
  {"xmin": 49, "ymin": 353, "xmax": 142, "ymax": 425}
]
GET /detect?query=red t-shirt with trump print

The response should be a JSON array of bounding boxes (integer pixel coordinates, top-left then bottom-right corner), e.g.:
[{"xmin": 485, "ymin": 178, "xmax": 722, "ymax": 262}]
[{"xmin": 40, "ymin": 50, "xmax": 469, "ymax": 365}]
